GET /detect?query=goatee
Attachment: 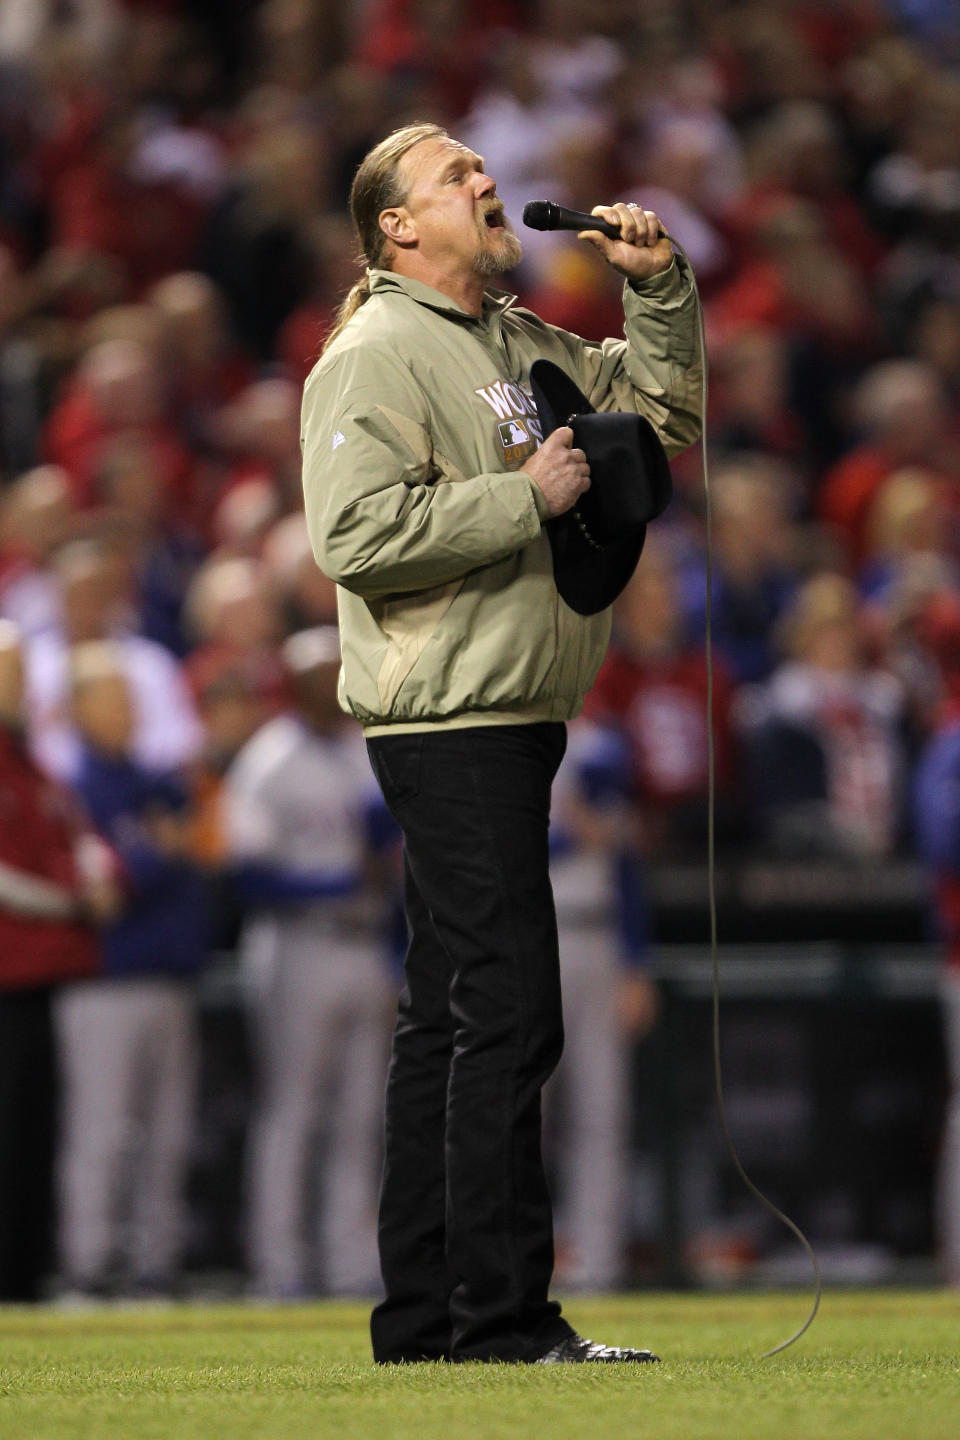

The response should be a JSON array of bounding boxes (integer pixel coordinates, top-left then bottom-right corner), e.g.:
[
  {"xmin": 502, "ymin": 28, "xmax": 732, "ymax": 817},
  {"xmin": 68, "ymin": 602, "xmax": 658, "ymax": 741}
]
[{"xmin": 474, "ymin": 230, "xmax": 523, "ymax": 276}]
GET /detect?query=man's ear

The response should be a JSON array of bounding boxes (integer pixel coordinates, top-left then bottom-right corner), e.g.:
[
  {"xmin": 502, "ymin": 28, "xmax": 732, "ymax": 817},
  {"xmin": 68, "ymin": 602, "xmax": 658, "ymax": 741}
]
[{"xmin": 379, "ymin": 208, "xmax": 415, "ymax": 247}]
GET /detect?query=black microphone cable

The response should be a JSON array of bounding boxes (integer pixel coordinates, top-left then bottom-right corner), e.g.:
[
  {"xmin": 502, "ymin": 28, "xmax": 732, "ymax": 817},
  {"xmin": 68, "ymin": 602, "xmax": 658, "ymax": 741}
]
[
  {"xmin": 521, "ymin": 198, "xmax": 822, "ymax": 1352},
  {"xmin": 661, "ymin": 230, "xmax": 823, "ymax": 1358}
]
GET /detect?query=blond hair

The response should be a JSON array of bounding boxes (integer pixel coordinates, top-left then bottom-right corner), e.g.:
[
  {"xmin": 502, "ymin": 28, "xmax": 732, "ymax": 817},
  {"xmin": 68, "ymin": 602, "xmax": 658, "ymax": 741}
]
[
  {"xmin": 322, "ymin": 122, "xmax": 447, "ymax": 353},
  {"xmin": 777, "ymin": 572, "xmax": 859, "ymax": 660},
  {"xmin": 865, "ymin": 466, "xmax": 939, "ymax": 556}
]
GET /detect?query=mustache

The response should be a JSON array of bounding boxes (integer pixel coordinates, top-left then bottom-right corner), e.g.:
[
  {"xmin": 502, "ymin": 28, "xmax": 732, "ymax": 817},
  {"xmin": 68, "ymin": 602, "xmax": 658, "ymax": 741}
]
[{"xmin": 479, "ymin": 201, "xmax": 512, "ymax": 230}]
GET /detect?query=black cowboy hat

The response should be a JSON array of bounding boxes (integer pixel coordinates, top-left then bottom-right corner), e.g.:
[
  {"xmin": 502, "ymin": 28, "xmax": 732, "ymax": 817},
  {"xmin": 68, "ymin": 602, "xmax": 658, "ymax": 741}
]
[{"xmin": 529, "ymin": 359, "xmax": 673, "ymax": 616}]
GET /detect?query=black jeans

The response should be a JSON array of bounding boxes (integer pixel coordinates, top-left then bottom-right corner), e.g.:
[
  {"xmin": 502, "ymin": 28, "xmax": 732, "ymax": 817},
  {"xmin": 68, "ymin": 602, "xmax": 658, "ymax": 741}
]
[{"xmin": 366, "ymin": 722, "xmax": 575, "ymax": 1362}]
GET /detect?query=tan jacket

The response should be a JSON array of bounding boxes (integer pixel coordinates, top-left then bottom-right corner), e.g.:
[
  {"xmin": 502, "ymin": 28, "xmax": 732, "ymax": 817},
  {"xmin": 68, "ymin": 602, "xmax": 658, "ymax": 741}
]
[{"xmin": 300, "ymin": 262, "xmax": 702, "ymax": 733}]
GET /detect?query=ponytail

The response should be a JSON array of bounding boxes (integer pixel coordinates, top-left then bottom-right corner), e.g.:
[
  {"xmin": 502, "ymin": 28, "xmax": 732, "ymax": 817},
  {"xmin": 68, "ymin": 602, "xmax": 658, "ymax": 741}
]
[
  {"xmin": 321, "ymin": 272, "xmax": 372, "ymax": 355},
  {"xmin": 318, "ymin": 122, "xmax": 448, "ymax": 358}
]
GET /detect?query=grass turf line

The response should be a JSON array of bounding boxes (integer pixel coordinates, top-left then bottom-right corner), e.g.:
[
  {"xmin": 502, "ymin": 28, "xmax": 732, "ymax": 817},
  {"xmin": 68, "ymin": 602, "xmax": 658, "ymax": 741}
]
[{"xmin": 0, "ymin": 1290, "xmax": 958, "ymax": 1440}]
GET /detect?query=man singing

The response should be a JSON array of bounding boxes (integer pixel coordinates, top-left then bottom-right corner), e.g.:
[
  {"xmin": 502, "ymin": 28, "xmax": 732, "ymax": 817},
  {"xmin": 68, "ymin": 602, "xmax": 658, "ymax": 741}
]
[{"xmin": 300, "ymin": 122, "xmax": 701, "ymax": 1364}]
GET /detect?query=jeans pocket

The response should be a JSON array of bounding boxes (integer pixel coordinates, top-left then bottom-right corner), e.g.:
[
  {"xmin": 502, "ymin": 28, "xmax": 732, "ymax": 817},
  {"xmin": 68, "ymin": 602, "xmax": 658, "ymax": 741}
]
[{"xmin": 366, "ymin": 734, "xmax": 423, "ymax": 811}]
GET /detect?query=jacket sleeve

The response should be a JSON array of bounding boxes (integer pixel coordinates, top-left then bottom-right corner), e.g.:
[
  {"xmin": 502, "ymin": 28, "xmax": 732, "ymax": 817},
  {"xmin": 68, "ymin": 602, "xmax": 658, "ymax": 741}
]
[
  {"xmin": 538, "ymin": 257, "xmax": 704, "ymax": 459},
  {"xmin": 301, "ymin": 343, "xmax": 546, "ymax": 598}
]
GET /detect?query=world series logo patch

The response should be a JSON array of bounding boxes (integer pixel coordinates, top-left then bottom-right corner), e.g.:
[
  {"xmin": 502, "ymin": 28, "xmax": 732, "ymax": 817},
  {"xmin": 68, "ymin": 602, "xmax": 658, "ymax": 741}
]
[{"xmin": 476, "ymin": 380, "xmax": 542, "ymax": 465}]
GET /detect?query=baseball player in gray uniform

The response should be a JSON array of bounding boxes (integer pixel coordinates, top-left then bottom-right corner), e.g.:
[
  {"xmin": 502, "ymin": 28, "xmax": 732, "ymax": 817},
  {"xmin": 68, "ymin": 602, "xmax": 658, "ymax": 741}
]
[{"xmin": 224, "ymin": 627, "xmax": 396, "ymax": 1297}]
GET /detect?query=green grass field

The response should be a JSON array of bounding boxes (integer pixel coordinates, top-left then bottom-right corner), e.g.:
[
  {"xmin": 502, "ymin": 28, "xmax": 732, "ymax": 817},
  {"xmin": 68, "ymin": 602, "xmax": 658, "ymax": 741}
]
[{"xmin": 1, "ymin": 1290, "xmax": 958, "ymax": 1440}]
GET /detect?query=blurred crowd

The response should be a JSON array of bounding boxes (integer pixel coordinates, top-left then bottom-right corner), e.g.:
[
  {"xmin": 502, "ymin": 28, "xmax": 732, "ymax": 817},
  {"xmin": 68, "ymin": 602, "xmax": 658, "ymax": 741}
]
[{"xmin": 3, "ymin": 0, "xmax": 960, "ymax": 1301}]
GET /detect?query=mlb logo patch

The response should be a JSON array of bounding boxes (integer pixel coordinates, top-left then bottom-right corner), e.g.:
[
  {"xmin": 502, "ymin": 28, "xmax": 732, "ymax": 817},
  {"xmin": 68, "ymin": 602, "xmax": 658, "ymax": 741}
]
[
  {"xmin": 497, "ymin": 416, "xmax": 536, "ymax": 465},
  {"xmin": 498, "ymin": 420, "xmax": 529, "ymax": 447}
]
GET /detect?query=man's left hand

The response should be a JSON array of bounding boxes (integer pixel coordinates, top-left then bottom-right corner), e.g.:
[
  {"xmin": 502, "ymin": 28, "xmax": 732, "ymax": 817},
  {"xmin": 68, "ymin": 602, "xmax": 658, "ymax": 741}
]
[{"xmin": 578, "ymin": 203, "xmax": 673, "ymax": 282}]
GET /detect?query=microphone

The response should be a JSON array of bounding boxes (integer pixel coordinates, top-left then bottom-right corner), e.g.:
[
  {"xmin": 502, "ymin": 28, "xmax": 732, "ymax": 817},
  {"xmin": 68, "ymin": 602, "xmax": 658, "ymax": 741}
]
[
  {"xmin": 523, "ymin": 200, "xmax": 667, "ymax": 244},
  {"xmin": 523, "ymin": 200, "xmax": 621, "ymax": 239}
]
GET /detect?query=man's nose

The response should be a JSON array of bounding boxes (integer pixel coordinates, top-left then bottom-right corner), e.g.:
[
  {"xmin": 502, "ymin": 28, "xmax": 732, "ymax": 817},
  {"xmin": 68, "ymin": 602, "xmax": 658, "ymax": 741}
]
[{"xmin": 475, "ymin": 172, "xmax": 496, "ymax": 199}]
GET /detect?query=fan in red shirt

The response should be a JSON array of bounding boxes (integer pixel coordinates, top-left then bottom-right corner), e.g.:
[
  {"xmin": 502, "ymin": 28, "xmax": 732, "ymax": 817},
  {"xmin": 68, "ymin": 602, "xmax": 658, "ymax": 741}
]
[
  {"xmin": 818, "ymin": 359, "xmax": 960, "ymax": 565},
  {"xmin": 46, "ymin": 107, "xmax": 208, "ymax": 298},
  {"xmin": 731, "ymin": 101, "xmax": 885, "ymax": 282},
  {"xmin": 149, "ymin": 271, "xmax": 255, "ymax": 452},
  {"xmin": 275, "ymin": 215, "xmax": 367, "ymax": 389},
  {"xmin": 0, "ymin": 466, "xmax": 74, "ymax": 641},
  {"xmin": 44, "ymin": 330, "xmax": 196, "ymax": 528},
  {"xmin": 214, "ymin": 379, "xmax": 305, "ymax": 529},
  {"xmin": 0, "ymin": 622, "xmax": 121, "ymax": 1301},
  {"xmin": 183, "ymin": 554, "xmax": 287, "ymax": 718},
  {"xmin": 358, "ymin": 0, "xmax": 523, "ymax": 118},
  {"xmin": 585, "ymin": 539, "xmax": 738, "ymax": 857},
  {"xmin": 708, "ymin": 194, "xmax": 878, "ymax": 360}
]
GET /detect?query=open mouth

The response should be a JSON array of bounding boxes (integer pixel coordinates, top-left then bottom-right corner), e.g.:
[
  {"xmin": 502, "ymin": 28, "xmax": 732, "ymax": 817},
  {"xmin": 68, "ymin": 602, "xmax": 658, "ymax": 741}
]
[{"xmin": 484, "ymin": 210, "xmax": 505, "ymax": 230}]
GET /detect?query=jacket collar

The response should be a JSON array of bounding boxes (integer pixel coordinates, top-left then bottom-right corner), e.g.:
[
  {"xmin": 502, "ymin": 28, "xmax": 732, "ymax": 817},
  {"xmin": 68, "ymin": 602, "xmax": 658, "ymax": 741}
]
[{"xmin": 367, "ymin": 268, "xmax": 517, "ymax": 324}]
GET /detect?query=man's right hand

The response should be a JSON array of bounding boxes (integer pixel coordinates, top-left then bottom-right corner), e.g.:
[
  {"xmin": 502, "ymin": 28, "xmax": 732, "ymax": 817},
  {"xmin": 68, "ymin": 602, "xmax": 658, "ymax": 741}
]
[{"xmin": 522, "ymin": 426, "xmax": 590, "ymax": 518}]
